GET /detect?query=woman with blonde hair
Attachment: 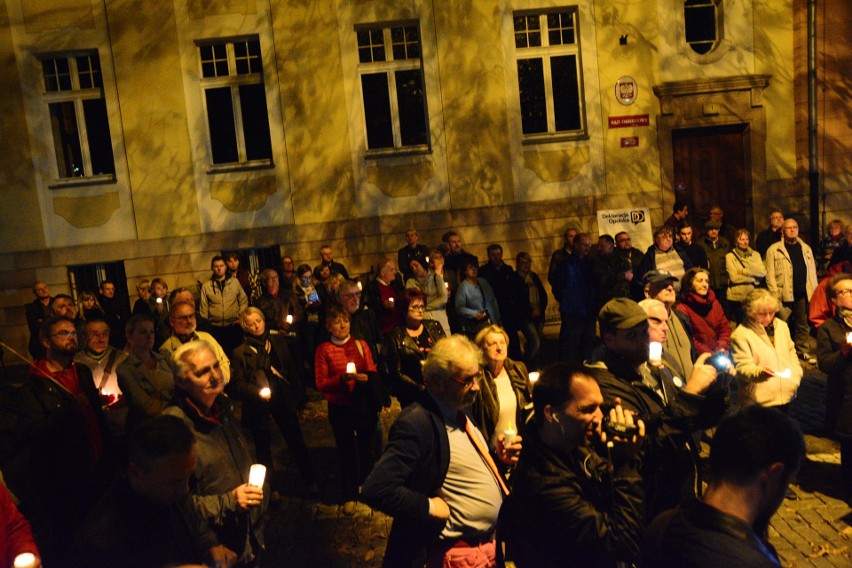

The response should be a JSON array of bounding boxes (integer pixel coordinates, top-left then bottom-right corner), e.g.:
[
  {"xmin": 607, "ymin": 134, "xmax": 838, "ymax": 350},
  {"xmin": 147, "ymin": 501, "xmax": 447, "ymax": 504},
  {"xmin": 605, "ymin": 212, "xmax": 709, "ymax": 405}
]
[
  {"xmin": 76, "ymin": 290, "xmax": 104, "ymax": 321},
  {"xmin": 731, "ymin": 288, "xmax": 802, "ymax": 412},
  {"xmin": 471, "ymin": 324, "xmax": 531, "ymax": 453},
  {"xmin": 726, "ymin": 228, "xmax": 766, "ymax": 324}
]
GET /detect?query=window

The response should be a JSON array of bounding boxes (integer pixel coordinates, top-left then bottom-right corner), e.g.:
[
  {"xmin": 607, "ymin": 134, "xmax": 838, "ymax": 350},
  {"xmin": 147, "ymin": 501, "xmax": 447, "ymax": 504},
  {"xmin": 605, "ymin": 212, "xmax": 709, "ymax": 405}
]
[
  {"xmin": 513, "ymin": 9, "xmax": 585, "ymax": 139},
  {"xmin": 684, "ymin": 0, "xmax": 721, "ymax": 55},
  {"xmin": 198, "ymin": 38, "xmax": 273, "ymax": 167},
  {"xmin": 356, "ymin": 23, "xmax": 429, "ymax": 152},
  {"xmin": 41, "ymin": 52, "xmax": 115, "ymax": 181}
]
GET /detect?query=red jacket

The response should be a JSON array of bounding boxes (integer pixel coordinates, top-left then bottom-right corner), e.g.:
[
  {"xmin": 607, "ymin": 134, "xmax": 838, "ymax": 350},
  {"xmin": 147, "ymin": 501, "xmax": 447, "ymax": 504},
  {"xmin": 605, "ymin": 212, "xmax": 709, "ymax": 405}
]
[
  {"xmin": 1, "ymin": 483, "xmax": 40, "ymax": 567},
  {"xmin": 315, "ymin": 338, "xmax": 378, "ymax": 406},
  {"xmin": 676, "ymin": 290, "xmax": 732, "ymax": 354}
]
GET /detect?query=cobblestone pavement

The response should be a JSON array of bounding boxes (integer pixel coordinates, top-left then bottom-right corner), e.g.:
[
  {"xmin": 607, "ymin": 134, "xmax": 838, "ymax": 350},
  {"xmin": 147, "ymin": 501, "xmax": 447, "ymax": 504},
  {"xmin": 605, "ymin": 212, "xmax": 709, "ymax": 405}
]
[{"xmin": 261, "ymin": 357, "xmax": 852, "ymax": 567}]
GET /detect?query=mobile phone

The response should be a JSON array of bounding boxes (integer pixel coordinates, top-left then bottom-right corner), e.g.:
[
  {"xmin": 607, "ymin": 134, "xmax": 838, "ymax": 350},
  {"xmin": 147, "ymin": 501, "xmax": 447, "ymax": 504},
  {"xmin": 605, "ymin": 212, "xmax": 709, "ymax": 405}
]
[{"xmin": 707, "ymin": 352, "xmax": 733, "ymax": 373}]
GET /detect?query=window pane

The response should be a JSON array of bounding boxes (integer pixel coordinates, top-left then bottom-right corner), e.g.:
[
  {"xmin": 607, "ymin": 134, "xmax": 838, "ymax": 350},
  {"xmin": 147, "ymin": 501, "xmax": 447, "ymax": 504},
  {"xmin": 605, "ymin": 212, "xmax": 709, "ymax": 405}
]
[
  {"xmin": 235, "ymin": 40, "xmax": 262, "ymax": 75},
  {"xmin": 200, "ymin": 43, "xmax": 229, "ymax": 78},
  {"xmin": 205, "ymin": 87, "xmax": 239, "ymax": 164},
  {"xmin": 685, "ymin": 5, "xmax": 716, "ymax": 43},
  {"xmin": 361, "ymin": 73, "xmax": 393, "ymax": 149},
  {"xmin": 517, "ymin": 58, "xmax": 547, "ymax": 134},
  {"xmin": 82, "ymin": 98, "xmax": 116, "ymax": 176},
  {"xmin": 357, "ymin": 28, "xmax": 385, "ymax": 63},
  {"xmin": 75, "ymin": 54, "xmax": 103, "ymax": 89},
  {"xmin": 43, "ymin": 58, "xmax": 72, "ymax": 92},
  {"xmin": 395, "ymin": 69, "xmax": 427, "ymax": 147},
  {"xmin": 49, "ymin": 102, "xmax": 84, "ymax": 177},
  {"xmin": 551, "ymin": 55, "xmax": 581, "ymax": 132},
  {"xmin": 238, "ymin": 84, "xmax": 272, "ymax": 161}
]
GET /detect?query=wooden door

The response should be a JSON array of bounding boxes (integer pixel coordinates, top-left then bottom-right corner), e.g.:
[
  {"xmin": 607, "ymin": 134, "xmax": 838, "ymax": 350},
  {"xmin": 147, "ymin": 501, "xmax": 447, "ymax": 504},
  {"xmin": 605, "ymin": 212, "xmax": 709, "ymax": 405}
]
[{"xmin": 672, "ymin": 124, "xmax": 750, "ymax": 232}]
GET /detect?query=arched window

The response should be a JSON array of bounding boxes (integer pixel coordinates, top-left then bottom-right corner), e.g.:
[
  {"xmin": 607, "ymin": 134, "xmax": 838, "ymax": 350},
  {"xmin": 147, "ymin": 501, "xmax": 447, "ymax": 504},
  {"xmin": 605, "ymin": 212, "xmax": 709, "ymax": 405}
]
[{"xmin": 684, "ymin": 0, "xmax": 722, "ymax": 55}]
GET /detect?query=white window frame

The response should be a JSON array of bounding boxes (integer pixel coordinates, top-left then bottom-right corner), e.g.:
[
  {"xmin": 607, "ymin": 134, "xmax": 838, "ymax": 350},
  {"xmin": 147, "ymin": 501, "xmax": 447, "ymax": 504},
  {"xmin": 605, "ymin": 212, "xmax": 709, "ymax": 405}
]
[
  {"xmin": 40, "ymin": 52, "xmax": 115, "ymax": 186},
  {"xmin": 197, "ymin": 37, "xmax": 273, "ymax": 172},
  {"xmin": 356, "ymin": 22, "xmax": 430, "ymax": 156},
  {"xmin": 513, "ymin": 8, "xmax": 587, "ymax": 143}
]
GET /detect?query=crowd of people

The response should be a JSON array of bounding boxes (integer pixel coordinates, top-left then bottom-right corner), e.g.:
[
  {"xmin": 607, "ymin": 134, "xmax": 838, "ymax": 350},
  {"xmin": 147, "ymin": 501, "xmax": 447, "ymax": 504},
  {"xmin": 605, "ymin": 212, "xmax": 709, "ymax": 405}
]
[{"xmin": 1, "ymin": 210, "xmax": 850, "ymax": 567}]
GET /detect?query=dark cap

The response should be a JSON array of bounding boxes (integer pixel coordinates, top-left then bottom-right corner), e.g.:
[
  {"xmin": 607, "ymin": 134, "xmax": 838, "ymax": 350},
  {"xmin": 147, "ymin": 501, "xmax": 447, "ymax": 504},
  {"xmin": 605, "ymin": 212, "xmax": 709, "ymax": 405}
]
[
  {"xmin": 704, "ymin": 219, "xmax": 722, "ymax": 229},
  {"xmin": 598, "ymin": 298, "xmax": 648, "ymax": 330},
  {"xmin": 643, "ymin": 269, "xmax": 679, "ymax": 286}
]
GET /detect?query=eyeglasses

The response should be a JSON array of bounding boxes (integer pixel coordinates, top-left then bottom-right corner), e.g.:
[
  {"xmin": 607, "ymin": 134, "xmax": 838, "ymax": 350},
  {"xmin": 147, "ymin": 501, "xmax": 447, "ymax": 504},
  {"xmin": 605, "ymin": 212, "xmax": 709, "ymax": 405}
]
[
  {"xmin": 51, "ymin": 330, "xmax": 77, "ymax": 338},
  {"xmin": 448, "ymin": 370, "xmax": 482, "ymax": 387},
  {"xmin": 616, "ymin": 237, "xmax": 631, "ymax": 243},
  {"xmin": 836, "ymin": 289, "xmax": 852, "ymax": 297},
  {"xmin": 341, "ymin": 292, "xmax": 361, "ymax": 299},
  {"xmin": 408, "ymin": 305, "xmax": 425, "ymax": 312}
]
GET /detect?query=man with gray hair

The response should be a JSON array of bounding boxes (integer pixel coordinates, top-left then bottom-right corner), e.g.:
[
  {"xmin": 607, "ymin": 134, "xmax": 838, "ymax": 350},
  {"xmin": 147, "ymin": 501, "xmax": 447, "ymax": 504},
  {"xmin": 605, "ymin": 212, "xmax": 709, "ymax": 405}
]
[
  {"xmin": 361, "ymin": 335, "xmax": 520, "ymax": 567},
  {"xmin": 159, "ymin": 300, "xmax": 231, "ymax": 384}
]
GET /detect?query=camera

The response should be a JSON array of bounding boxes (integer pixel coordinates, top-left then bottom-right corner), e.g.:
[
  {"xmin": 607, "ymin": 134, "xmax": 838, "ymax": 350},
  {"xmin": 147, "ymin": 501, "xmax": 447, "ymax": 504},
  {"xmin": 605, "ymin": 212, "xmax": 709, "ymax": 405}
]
[
  {"xmin": 706, "ymin": 352, "xmax": 733, "ymax": 373},
  {"xmin": 603, "ymin": 417, "xmax": 639, "ymax": 439}
]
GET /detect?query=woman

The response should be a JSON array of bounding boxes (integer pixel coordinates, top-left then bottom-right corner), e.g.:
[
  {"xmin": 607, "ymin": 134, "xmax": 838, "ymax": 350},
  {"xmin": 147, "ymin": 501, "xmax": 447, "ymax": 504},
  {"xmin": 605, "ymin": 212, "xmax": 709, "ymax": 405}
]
[
  {"xmin": 514, "ymin": 252, "xmax": 548, "ymax": 370},
  {"xmin": 315, "ymin": 306, "xmax": 382, "ymax": 509},
  {"xmin": 676, "ymin": 267, "xmax": 732, "ymax": 354},
  {"xmin": 455, "ymin": 258, "xmax": 501, "ymax": 338},
  {"xmin": 146, "ymin": 277, "xmax": 170, "ymax": 349},
  {"xmin": 731, "ymin": 289, "xmax": 802, "ymax": 412},
  {"xmin": 386, "ymin": 288, "xmax": 446, "ymax": 406},
  {"xmin": 228, "ymin": 307, "xmax": 316, "ymax": 488},
  {"xmin": 116, "ymin": 315, "xmax": 176, "ymax": 434},
  {"xmin": 472, "ymin": 325, "xmax": 532, "ymax": 451},
  {"xmin": 76, "ymin": 291, "xmax": 105, "ymax": 322},
  {"xmin": 366, "ymin": 258, "xmax": 405, "ymax": 336},
  {"xmin": 726, "ymin": 229, "xmax": 767, "ymax": 324},
  {"xmin": 405, "ymin": 256, "xmax": 450, "ymax": 336}
]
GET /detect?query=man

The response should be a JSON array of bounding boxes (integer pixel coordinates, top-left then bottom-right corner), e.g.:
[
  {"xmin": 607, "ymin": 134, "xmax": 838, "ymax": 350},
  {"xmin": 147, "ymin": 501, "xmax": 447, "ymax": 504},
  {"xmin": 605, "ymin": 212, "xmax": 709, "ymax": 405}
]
[
  {"xmin": 160, "ymin": 301, "xmax": 231, "ymax": 384},
  {"xmin": 398, "ymin": 229, "xmax": 430, "ymax": 280},
  {"xmin": 361, "ymin": 335, "xmax": 519, "ymax": 567},
  {"xmin": 677, "ymin": 222, "xmax": 708, "ymax": 269},
  {"xmin": 644, "ymin": 405, "xmax": 804, "ymax": 567},
  {"xmin": 74, "ymin": 319, "xmax": 127, "ymax": 419},
  {"xmin": 585, "ymin": 298, "xmax": 721, "ymax": 518},
  {"xmin": 315, "ymin": 244, "xmax": 350, "ymax": 280},
  {"xmin": 639, "ymin": 298, "xmax": 688, "ymax": 382},
  {"xmin": 501, "ymin": 363, "xmax": 645, "ymax": 567},
  {"xmin": 199, "ymin": 255, "xmax": 248, "ymax": 356},
  {"xmin": 828, "ymin": 224, "xmax": 852, "ymax": 270},
  {"xmin": 558, "ymin": 233, "xmax": 597, "ymax": 363},
  {"xmin": 72, "ymin": 415, "xmax": 237, "ymax": 568},
  {"xmin": 614, "ymin": 231, "xmax": 644, "ymax": 282},
  {"xmin": 279, "ymin": 255, "xmax": 298, "ymax": 290},
  {"xmin": 756, "ymin": 209, "xmax": 785, "ymax": 258},
  {"xmin": 224, "ymin": 251, "xmax": 252, "ymax": 298},
  {"xmin": 765, "ymin": 219, "xmax": 819, "ymax": 363},
  {"xmin": 708, "ymin": 204, "xmax": 737, "ymax": 244},
  {"xmin": 700, "ymin": 219, "xmax": 731, "ymax": 313},
  {"xmin": 664, "ymin": 200, "xmax": 689, "ymax": 235},
  {"xmin": 48, "ymin": 293, "xmax": 80, "ymax": 322},
  {"xmin": 25, "ymin": 281, "xmax": 51, "ymax": 359},
  {"xmin": 163, "ymin": 341, "xmax": 266, "ymax": 564},
  {"xmin": 98, "ymin": 280, "xmax": 130, "ymax": 349},
  {"xmin": 594, "ymin": 234, "xmax": 631, "ymax": 309},
  {"xmin": 635, "ymin": 226, "xmax": 693, "ymax": 298},
  {"xmin": 643, "ymin": 271, "xmax": 696, "ymax": 381},
  {"xmin": 10, "ymin": 317, "xmax": 111, "ymax": 564},
  {"xmin": 478, "ymin": 244, "xmax": 520, "ymax": 358},
  {"xmin": 442, "ymin": 231, "xmax": 478, "ymax": 333},
  {"xmin": 548, "ymin": 226, "xmax": 579, "ymax": 301}
]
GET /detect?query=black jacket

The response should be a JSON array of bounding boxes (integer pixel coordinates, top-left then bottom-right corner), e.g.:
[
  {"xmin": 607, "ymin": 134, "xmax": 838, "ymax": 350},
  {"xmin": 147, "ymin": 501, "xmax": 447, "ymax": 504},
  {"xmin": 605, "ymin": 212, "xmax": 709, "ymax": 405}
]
[
  {"xmin": 817, "ymin": 315, "xmax": 852, "ymax": 438},
  {"xmin": 229, "ymin": 334, "xmax": 299, "ymax": 415},
  {"xmin": 501, "ymin": 424, "xmax": 644, "ymax": 567},
  {"xmin": 385, "ymin": 320, "xmax": 446, "ymax": 406},
  {"xmin": 470, "ymin": 358, "xmax": 531, "ymax": 447}
]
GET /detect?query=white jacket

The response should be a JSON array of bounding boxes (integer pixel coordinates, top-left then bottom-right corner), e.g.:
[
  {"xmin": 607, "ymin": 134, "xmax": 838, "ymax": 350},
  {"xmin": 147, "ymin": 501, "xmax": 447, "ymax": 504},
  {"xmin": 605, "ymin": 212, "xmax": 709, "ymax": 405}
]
[
  {"xmin": 764, "ymin": 240, "xmax": 818, "ymax": 302},
  {"xmin": 731, "ymin": 319, "xmax": 802, "ymax": 407}
]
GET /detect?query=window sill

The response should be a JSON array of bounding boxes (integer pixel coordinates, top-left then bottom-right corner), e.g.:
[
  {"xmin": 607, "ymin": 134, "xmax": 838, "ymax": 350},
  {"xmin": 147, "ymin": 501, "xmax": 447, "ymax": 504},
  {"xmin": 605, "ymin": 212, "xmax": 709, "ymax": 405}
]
[
  {"xmin": 522, "ymin": 132, "xmax": 589, "ymax": 146},
  {"xmin": 364, "ymin": 146, "xmax": 431, "ymax": 161},
  {"xmin": 206, "ymin": 159, "xmax": 274, "ymax": 175},
  {"xmin": 48, "ymin": 174, "xmax": 116, "ymax": 189}
]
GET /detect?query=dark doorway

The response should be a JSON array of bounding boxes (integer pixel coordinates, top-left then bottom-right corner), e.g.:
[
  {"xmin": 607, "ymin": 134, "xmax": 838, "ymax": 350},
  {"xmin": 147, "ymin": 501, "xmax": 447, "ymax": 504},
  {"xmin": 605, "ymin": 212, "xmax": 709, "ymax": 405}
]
[{"xmin": 672, "ymin": 123, "xmax": 750, "ymax": 233}]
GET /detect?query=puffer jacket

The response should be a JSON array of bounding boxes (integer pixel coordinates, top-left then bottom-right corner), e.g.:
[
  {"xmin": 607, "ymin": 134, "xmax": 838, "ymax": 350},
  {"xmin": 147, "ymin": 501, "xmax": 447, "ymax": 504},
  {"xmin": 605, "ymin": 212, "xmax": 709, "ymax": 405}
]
[
  {"xmin": 764, "ymin": 240, "xmax": 818, "ymax": 302},
  {"xmin": 731, "ymin": 319, "xmax": 802, "ymax": 407}
]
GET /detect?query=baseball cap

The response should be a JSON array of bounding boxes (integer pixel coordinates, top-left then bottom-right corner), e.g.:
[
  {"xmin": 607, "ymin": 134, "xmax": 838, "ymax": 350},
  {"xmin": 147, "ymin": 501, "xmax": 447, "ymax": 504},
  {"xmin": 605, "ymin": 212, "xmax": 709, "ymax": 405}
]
[
  {"xmin": 642, "ymin": 270, "xmax": 678, "ymax": 286},
  {"xmin": 598, "ymin": 298, "xmax": 648, "ymax": 330}
]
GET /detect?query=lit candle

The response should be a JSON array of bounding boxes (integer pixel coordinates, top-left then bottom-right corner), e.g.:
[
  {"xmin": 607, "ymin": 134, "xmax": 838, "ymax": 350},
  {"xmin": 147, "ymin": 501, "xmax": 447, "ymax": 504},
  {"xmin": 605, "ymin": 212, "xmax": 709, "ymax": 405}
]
[
  {"xmin": 529, "ymin": 371, "xmax": 540, "ymax": 385},
  {"xmin": 14, "ymin": 553, "xmax": 37, "ymax": 568},
  {"xmin": 259, "ymin": 387, "xmax": 271, "ymax": 399},
  {"xmin": 389, "ymin": 297, "xmax": 394, "ymax": 305},
  {"xmin": 285, "ymin": 314, "xmax": 293, "ymax": 324},
  {"xmin": 444, "ymin": 282, "xmax": 449, "ymax": 289},
  {"xmin": 356, "ymin": 281, "xmax": 363, "ymax": 291},
  {"xmin": 249, "ymin": 464, "xmax": 267, "ymax": 488},
  {"xmin": 504, "ymin": 423, "xmax": 517, "ymax": 446},
  {"xmin": 847, "ymin": 331, "xmax": 852, "ymax": 344},
  {"xmin": 425, "ymin": 256, "xmax": 430, "ymax": 264},
  {"xmin": 649, "ymin": 342, "xmax": 663, "ymax": 364},
  {"xmin": 346, "ymin": 362, "xmax": 356, "ymax": 374},
  {"xmin": 776, "ymin": 368, "xmax": 792, "ymax": 378}
]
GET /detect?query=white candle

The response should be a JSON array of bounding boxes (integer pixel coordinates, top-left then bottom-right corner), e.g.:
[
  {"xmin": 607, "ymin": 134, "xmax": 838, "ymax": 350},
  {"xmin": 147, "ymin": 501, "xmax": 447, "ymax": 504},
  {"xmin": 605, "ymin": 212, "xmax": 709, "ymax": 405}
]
[
  {"xmin": 259, "ymin": 387, "xmax": 271, "ymax": 399},
  {"xmin": 346, "ymin": 362, "xmax": 356, "ymax": 374},
  {"xmin": 504, "ymin": 423, "xmax": 517, "ymax": 446},
  {"xmin": 285, "ymin": 314, "xmax": 293, "ymax": 324},
  {"xmin": 356, "ymin": 281, "xmax": 363, "ymax": 291},
  {"xmin": 528, "ymin": 371, "xmax": 540, "ymax": 385},
  {"xmin": 444, "ymin": 282, "xmax": 449, "ymax": 289},
  {"xmin": 776, "ymin": 368, "xmax": 792, "ymax": 378},
  {"xmin": 846, "ymin": 331, "xmax": 852, "ymax": 345},
  {"xmin": 249, "ymin": 464, "xmax": 266, "ymax": 488},
  {"xmin": 425, "ymin": 256, "xmax": 430, "ymax": 264},
  {"xmin": 14, "ymin": 553, "xmax": 37, "ymax": 568},
  {"xmin": 649, "ymin": 342, "xmax": 663, "ymax": 364},
  {"xmin": 389, "ymin": 297, "xmax": 394, "ymax": 305}
]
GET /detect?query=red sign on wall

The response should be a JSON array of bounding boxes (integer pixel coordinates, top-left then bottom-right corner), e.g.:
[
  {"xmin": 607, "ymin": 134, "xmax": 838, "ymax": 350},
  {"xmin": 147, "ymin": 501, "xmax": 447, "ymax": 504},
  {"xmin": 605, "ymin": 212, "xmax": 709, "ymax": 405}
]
[
  {"xmin": 608, "ymin": 114, "xmax": 650, "ymax": 128},
  {"xmin": 621, "ymin": 137, "xmax": 639, "ymax": 148}
]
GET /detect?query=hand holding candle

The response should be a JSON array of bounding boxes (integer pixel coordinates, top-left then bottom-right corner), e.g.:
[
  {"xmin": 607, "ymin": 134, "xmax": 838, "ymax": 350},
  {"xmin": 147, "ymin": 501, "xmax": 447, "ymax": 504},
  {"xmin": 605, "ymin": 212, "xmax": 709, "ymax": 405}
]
[
  {"xmin": 847, "ymin": 331, "xmax": 852, "ymax": 345},
  {"xmin": 649, "ymin": 341, "xmax": 662, "ymax": 365},
  {"xmin": 13, "ymin": 553, "xmax": 38, "ymax": 568},
  {"xmin": 285, "ymin": 314, "xmax": 293, "ymax": 325},
  {"xmin": 775, "ymin": 368, "xmax": 792, "ymax": 379},
  {"xmin": 346, "ymin": 362, "xmax": 356, "ymax": 374},
  {"xmin": 504, "ymin": 423, "xmax": 517, "ymax": 446},
  {"xmin": 249, "ymin": 464, "xmax": 266, "ymax": 488}
]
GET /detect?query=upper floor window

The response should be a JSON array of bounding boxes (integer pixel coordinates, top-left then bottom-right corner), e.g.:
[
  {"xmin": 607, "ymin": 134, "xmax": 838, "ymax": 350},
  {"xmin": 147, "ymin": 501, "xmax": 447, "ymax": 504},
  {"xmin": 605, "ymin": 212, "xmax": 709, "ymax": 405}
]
[
  {"xmin": 513, "ymin": 9, "xmax": 586, "ymax": 140},
  {"xmin": 198, "ymin": 38, "xmax": 273, "ymax": 168},
  {"xmin": 356, "ymin": 23, "xmax": 429, "ymax": 153},
  {"xmin": 684, "ymin": 0, "xmax": 722, "ymax": 55},
  {"xmin": 41, "ymin": 52, "xmax": 115, "ymax": 181}
]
